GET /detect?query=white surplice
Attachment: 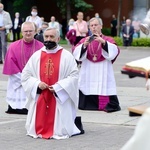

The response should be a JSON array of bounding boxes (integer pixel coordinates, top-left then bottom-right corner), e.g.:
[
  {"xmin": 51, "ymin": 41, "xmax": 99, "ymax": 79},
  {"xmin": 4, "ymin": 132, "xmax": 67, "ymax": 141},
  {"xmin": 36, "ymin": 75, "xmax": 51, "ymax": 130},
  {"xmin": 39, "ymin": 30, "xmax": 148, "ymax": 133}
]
[
  {"xmin": 21, "ymin": 46, "xmax": 80, "ymax": 139},
  {"xmin": 73, "ymin": 41, "xmax": 118, "ymax": 95},
  {"xmin": 6, "ymin": 73, "xmax": 27, "ymax": 109},
  {"xmin": 121, "ymin": 107, "xmax": 150, "ymax": 150}
]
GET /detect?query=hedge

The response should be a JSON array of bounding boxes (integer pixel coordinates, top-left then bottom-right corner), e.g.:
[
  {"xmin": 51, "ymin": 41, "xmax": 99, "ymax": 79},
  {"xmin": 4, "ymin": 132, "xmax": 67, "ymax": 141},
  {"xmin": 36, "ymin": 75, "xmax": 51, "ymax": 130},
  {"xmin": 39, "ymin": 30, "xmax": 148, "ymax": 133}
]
[{"xmin": 114, "ymin": 37, "xmax": 150, "ymax": 47}]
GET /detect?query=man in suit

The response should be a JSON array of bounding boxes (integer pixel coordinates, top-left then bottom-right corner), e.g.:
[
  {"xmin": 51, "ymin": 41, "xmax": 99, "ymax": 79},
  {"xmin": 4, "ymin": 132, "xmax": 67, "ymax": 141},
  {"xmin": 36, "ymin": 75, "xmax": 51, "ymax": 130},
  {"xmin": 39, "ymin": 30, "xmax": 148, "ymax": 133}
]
[
  {"xmin": 122, "ymin": 19, "xmax": 134, "ymax": 46},
  {"xmin": 35, "ymin": 22, "xmax": 49, "ymax": 43}
]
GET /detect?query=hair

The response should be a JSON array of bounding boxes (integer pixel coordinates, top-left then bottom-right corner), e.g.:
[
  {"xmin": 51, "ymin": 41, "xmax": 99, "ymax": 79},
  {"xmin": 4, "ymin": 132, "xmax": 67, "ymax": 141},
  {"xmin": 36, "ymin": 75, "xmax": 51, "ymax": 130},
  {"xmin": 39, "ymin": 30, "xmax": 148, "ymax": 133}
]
[
  {"xmin": 42, "ymin": 22, "xmax": 49, "ymax": 27},
  {"xmin": 21, "ymin": 22, "xmax": 36, "ymax": 32},
  {"xmin": 44, "ymin": 27, "xmax": 60, "ymax": 38},
  {"xmin": 31, "ymin": 6, "xmax": 38, "ymax": 11},
  {"xmin": 68, "ymin": 18, "xmax": 74, "ymax": 26},
  {"xmin": 89, "ymin": 17, "xmax": 103, "ymax": 25}
]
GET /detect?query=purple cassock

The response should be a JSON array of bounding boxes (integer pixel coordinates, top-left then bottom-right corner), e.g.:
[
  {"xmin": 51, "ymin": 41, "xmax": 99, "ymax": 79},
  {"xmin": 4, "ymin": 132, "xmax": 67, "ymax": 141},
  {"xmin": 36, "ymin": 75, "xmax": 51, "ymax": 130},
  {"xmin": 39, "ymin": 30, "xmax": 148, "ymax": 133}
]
[
  {"xmin": 3, "ymin": 39, "xmax": 44, "ymax": 75},
  {"xmin": 66, "ymin": 29, "xmax": 76, "ymax": 45}
]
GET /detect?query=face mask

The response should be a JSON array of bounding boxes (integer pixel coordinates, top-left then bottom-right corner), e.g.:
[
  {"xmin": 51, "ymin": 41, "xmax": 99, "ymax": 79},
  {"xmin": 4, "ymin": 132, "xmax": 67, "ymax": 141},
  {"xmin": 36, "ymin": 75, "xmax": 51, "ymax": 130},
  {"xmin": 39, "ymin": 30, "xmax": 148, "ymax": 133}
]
[
  {"xmin": 0, "ymin": 8, "xmax": 3, "ymax": 12},
  {"xmin": 44, "ymin": 41, "xmax": 57, "ymax": 50},
  {"xmin": 16, "ymin": 15, "xmax": 19, "ymax": 18},
  {"xmin": 31, "ymin": 12, "xmax": 37, "ymax": 16},
  {"xmin": 70, "ymin": 21, "xmax": 74, "ymax": 25}
]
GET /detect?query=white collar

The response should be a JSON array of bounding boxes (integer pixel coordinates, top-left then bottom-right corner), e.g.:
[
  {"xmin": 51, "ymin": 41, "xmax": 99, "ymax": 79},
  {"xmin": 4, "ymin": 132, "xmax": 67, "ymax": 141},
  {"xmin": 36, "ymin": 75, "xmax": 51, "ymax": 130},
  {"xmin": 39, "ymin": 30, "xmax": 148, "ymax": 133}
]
[{"xmin": 42, "ymin": 45, "xmax": 63, "ymax": 53}]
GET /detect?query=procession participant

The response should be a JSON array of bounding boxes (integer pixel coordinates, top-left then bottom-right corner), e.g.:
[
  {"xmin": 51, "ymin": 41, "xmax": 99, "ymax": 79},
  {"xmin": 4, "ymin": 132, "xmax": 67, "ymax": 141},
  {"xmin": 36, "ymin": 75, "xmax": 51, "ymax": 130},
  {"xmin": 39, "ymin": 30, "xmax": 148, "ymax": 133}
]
[
  {"xmin": 73, "ymin": 17, "xmax": 121, "ymax": 112},
  {"xmin": 21, "ymin": 27, "xmax": 84, "ymax": 139},
  {"xmin": 3, "ymin": 22, "xmax": 44, "ymax": 114}
]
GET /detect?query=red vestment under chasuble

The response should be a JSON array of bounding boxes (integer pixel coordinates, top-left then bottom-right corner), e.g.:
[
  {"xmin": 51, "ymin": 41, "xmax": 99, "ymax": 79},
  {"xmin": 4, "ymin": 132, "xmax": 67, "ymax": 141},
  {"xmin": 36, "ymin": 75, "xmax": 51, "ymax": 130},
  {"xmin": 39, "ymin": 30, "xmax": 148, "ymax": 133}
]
[{"xmin": 35, "ymin": 50, "xmax": 62, "ymax": 139}]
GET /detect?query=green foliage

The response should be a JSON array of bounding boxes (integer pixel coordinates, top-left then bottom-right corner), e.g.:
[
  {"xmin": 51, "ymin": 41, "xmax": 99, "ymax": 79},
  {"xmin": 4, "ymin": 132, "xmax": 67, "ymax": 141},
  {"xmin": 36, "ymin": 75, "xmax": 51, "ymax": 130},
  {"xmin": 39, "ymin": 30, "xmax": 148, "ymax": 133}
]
[
  {"xmin": 114, "ymin": 37, "xmax": 150, "ymax": 47},
  {"xmin": 131, "ymin": 38, "xmax": 150, "ymax": 47},
  {"xmin": 12, "ymin": 0, "xmax": 26, "ymax": 13},
  {"xmin": 59, "ymin": 39, "xmax": 67, "ymax": 45},
  {"xmin": 73, "ymin": 0, "xmax": 93, "ymax": 12},
  {"xmin": 102, "ymin": 28, "xmax": 111, "ymax": 36},
  {"xmin": 55, "ymin": 0, "xmax": 93, "ymax": 16},
  {"xmin": 114, "ymin": 37, "xmax": 123, "ymax": 46}
]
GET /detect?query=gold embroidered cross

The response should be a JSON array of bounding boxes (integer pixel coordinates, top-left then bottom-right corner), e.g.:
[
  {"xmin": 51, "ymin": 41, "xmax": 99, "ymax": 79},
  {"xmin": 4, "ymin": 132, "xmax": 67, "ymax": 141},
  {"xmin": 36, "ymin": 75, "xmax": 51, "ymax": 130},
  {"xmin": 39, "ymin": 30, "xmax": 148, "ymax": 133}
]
[{"xmin": 45, "ymin": 58, "xmax": 54, "ymax": 76}]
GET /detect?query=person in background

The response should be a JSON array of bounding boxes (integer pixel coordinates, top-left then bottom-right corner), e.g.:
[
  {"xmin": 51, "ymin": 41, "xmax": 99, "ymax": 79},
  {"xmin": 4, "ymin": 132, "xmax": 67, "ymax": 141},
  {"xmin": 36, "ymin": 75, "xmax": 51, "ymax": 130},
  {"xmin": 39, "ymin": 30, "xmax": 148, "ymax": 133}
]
[
  {"xmin": 68, "ymin": 18, "xmax": 75, "ymax": 31},
  {"xmin": 12, "ymin": 12, "xmax": 22, "ymax": 41},
  {"xmin": 25, "ymin": 6, "xmax": 42, "ymax": 32},
  {"xmin": 86, "ymin": 16, "xmax": 92, "ymax": 36},
  {"xmin": 48, "ymin": 16, "xmax": 60, "ymax": 31},
  {"xmin": 35, "ymin": 21, "xmax": 49, "ymax": 43},
  {"xmin": 110, "ymin": 14, "xmax": 117, "ymax": 37},
  {"xmin": 65, "ymin": 18, "xmax": 76, "ymax": 46},
  {"xmin": 73, "ymin": 17, "xmax": 121, "ymax": 112},
  {"xmin": 121, "ymin": 16, "xmax": 126, "ymax": 27},
  {"xmin": 3, "ymin": 22, "xmax": 44, "ymax": 114},
  {"xmin": 122, "ymin": 19, "xmax": 134, "ymax": 46},
  {"xmin": 0, "ymin": 2, "xmax": 12, "ymax": 64},
  {"xmin": 61, "ymin": 15, "xmax": 67, "ymax": 39},
  {"xmin": 95, "ymin": 12, "xmax": 103, "ymax": 26},
  {"xmin": 21, "ymin": 27, "xmax": 84, "ymax": 139},
  {"xmin": 73, "ymin": 12, "xmax": 88, "ymax": 46},
  {"xmin": 132, "ymin": 17, "xmax": 141, "ymax": 38},
  {"xmin": 40, "ymin": 17, "xmax": 45, "ymax": 23}
]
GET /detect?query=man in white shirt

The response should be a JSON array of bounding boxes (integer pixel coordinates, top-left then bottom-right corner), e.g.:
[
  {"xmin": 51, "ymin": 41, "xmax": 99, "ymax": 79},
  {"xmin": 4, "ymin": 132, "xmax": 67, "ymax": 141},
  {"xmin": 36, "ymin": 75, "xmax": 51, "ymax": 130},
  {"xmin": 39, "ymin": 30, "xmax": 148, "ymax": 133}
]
[{"xmin": 0, "ymin": 2, "xmax": 12, "ymax": 64}]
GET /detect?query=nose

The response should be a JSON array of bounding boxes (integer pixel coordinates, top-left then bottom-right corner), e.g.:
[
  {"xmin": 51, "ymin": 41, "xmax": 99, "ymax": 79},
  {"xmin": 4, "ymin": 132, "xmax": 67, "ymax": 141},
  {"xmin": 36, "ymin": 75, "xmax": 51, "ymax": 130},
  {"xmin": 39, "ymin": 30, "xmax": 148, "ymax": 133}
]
[{"xmin": 47, "ymin": 36, "xmax": 52, "ymax": 41}]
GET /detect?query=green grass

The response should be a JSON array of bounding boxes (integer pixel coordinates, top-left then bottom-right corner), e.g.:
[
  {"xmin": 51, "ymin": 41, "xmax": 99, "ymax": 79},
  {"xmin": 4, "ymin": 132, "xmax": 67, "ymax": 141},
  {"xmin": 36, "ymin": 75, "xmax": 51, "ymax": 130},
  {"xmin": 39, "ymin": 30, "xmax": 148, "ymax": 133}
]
[{"xmin": 59, "ymin": 38, "xmax": 67, "ymax": 45}]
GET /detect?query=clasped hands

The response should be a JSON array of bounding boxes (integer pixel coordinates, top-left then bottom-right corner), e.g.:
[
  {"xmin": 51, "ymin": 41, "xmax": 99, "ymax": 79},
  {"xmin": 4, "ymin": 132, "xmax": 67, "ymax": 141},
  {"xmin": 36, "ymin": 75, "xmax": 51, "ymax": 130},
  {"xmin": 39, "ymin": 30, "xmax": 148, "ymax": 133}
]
[
  {"xmin": 83, "ymin": 33, "xmax": 106, "ymax": 48},
  {"xmin": 38, "ymin": 82, "xmax": 54, "ymax": 92}
]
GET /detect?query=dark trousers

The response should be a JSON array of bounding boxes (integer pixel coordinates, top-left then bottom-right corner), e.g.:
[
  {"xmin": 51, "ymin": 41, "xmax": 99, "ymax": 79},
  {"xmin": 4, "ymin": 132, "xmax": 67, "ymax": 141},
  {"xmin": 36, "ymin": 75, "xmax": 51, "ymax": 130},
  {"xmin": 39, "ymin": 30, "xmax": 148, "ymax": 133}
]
[{"xmin": 13, "ymin": 29, "xmax": 21, "ymax": 41}]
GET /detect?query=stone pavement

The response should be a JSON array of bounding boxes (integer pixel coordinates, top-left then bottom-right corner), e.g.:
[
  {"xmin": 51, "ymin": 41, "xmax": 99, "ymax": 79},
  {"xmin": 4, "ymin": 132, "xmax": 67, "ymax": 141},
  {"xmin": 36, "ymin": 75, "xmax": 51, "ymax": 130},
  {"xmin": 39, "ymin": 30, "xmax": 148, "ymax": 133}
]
[{"xmin": 0, "ymin": 46, "xmax": 150, "ymax": 150}]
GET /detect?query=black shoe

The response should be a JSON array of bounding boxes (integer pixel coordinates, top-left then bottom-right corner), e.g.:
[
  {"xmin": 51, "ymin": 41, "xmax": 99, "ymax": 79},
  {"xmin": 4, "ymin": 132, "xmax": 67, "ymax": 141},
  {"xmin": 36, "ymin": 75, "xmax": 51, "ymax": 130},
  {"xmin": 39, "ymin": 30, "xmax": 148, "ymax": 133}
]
[
  {"xmin": 75, "ymin": 116, "xmax": 85, "ymax": 134},
  {"xmin": 0, "ymin": 60, "xmax": 3, "ymax": 64},
  {"xmin": 104, "ymin": 106, "xmax": 121, "ymax": 113},
  {"xmin": 5, "ymin": 105, "xmax": 17, "ymax": 114},
  {"xmin": 5, "ymin": 105, "xmax": 28, "ymax": 115}
]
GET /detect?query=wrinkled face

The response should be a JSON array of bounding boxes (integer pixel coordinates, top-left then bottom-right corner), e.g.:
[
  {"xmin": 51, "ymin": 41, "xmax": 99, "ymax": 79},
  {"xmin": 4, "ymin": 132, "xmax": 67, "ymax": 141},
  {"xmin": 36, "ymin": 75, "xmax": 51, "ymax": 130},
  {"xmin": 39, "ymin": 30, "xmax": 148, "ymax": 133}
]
[
  {"xmin": 22, "ymin": 23, "xmax": 36, "ymax": 42},
  {"xmin": 44, "ymin": 29, "xmax": 60, "ymax": 43},
  {"xmin": 89, "ymin": 19, "xmax": 102, "ymax": 34}
]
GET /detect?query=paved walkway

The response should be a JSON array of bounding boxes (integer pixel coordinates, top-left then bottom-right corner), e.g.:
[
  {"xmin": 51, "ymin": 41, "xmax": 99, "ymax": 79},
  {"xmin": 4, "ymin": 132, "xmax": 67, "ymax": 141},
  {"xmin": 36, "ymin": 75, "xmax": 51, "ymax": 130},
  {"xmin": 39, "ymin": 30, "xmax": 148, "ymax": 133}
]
[{"xmin": 0, "ymin": 46, "xmax": 150, "ymax": 150}]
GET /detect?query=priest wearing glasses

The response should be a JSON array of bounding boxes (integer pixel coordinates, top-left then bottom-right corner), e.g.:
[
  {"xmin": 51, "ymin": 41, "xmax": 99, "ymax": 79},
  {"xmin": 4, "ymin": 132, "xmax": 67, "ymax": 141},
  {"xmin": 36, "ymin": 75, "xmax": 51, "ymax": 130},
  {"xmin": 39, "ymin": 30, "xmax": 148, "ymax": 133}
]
[
  {"xmin": 3, "ymin": 22, "xmax": 44, "ymax": 114},
  {"xmin": 73, "ymin": 17, "xmax": 121, "ymax": 112}
]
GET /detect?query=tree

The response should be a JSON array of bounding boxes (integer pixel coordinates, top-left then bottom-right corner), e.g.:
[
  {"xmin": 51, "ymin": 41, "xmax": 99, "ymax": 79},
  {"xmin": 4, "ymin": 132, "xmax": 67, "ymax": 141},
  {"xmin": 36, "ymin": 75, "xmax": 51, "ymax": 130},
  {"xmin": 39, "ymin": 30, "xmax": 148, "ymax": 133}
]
[
  {"xmin": 54, "ymin": 0, "xmax": 93, "ymax": 22},
  {"xmin": 117, "ymin": 0, "xmax": 122, "ymax": 36}
]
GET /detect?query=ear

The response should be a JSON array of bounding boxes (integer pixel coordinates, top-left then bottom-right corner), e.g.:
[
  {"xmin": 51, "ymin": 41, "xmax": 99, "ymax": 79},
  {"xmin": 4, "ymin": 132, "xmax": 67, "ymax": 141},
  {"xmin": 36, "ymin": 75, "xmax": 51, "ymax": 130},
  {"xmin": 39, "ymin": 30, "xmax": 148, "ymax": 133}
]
[{"xmin": 57, "ymin": 37, "xmax": 61, "ymax": 43}]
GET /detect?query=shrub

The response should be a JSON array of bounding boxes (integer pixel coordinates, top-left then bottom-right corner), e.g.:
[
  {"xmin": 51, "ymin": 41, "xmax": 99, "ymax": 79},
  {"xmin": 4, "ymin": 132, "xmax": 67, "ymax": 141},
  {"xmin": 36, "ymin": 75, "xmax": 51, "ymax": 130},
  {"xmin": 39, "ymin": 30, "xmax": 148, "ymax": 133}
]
[
  {"xmin": 114, "ymin": 37, "xmax": 150, "ymax": 47},
  {"xmin": 114, "ymin": 37, "xmax": 123, "ymax": 46},
  {"xmin": 102, "ymin": 28, "xmax": 111, "ymax": 36}
]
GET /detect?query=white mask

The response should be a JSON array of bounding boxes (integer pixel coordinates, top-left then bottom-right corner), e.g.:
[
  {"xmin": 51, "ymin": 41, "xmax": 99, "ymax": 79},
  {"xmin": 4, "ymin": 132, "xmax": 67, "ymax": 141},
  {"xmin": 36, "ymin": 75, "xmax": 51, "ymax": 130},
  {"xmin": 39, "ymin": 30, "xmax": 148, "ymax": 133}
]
[
  {"xmin": 16, "ymin": 15, "xmax": 19, "ymax": 18},
  {"xmin": 0, "ymin": 8, "xmax": 3, "ymax": 12},
  {"xmin": 31, "ymin": 12, "xmax": 37, "ymax": 16}
]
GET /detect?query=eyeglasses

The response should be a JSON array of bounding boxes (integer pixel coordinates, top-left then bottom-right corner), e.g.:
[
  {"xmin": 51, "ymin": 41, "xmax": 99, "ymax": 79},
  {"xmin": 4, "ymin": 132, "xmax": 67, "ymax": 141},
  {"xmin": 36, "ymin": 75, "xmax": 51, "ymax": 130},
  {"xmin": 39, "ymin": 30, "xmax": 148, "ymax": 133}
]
[{"xmin": 23, "ymin": 30, "xmax": 34, "ymax": 33}]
